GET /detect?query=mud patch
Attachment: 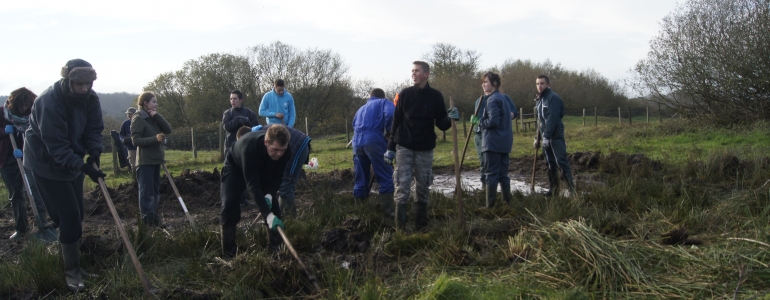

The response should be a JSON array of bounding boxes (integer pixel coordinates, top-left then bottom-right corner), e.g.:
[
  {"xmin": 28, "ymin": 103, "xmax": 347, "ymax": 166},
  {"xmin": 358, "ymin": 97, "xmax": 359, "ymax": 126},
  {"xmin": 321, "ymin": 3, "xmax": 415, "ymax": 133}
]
[{"xmin": 320, "ymin": 218, "xmax": 371, "ymax": 253}]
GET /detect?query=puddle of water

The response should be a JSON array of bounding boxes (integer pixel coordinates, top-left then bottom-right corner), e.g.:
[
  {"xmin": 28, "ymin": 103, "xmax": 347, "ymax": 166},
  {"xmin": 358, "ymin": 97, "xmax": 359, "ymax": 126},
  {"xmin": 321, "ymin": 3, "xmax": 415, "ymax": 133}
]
[{"xmin": 431, "ymin": 171, "xmax": 546, "ymax": 196}]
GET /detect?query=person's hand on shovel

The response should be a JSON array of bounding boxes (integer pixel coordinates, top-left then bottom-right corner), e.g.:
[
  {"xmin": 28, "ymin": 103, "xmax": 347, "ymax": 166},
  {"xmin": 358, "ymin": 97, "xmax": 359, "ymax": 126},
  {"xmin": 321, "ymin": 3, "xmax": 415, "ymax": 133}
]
[{"xmin": 81, "ymin": 163, "xmax": 106, "ymax": 183}]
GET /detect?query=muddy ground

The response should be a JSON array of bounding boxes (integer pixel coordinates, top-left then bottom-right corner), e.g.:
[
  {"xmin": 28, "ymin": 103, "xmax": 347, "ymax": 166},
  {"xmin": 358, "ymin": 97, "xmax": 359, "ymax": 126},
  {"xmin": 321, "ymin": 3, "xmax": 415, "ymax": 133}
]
[{"xmin": 0, "ymin": 151, "xmax": 667, "ymax": 260}]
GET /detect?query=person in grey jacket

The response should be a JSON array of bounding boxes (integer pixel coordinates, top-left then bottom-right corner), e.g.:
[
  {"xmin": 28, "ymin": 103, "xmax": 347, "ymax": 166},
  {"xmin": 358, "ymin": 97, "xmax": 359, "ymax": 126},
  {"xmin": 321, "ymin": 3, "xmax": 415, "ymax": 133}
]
[
  {"xmin": 23, "ymin": 59, "xmax": 105, "ymax": 292},
  {"xmin": 222, "ymin": 90, "xmax": 259, "ymax": 153},
  {"xmin": 477, "ymin": 72, "xmax": 512, "ymax": 207},
  {"xmin": 533, "ymin": 75, "xmax": 574, "ymax": 196},
  {"xmin": 131, "ymin": 91, "xmax": 172, "ymax": 226}
]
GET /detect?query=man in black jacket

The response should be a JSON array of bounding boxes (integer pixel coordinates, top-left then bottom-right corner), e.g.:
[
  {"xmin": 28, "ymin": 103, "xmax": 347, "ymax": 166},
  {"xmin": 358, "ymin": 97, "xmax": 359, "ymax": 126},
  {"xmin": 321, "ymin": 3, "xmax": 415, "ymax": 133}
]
[
  {"xmin": 222, "ymin": 90, "xmax": 260, "ymax": 153},
  {"xmin": 385, "ymin": 61, "xmax": 459, "ymax": 230},
  {"xmin": 220, "ymin": 124, "xmax": 291, "ymax": 258},
  {"xmin": 533, "ymin": 75, "xmax": 574, "ymax": 196}
]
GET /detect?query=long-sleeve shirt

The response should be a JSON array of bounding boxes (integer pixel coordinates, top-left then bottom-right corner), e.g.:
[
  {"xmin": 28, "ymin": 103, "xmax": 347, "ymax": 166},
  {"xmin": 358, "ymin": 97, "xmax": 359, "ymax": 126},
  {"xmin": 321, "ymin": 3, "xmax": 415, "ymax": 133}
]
[
  {"xmin": 352, "ymin": 97, "xmax": 394, "ymax": 152},
  {"xmin": 388, "ymin": 82, "xmax": 451, "ymax": 151},
  {"xmin": 259, "ymin": 89, "xmax": 296, "ymax": 127},
  {"xmin": 222, "ymin": 105, "xmax": 260, "ymax": 152}
]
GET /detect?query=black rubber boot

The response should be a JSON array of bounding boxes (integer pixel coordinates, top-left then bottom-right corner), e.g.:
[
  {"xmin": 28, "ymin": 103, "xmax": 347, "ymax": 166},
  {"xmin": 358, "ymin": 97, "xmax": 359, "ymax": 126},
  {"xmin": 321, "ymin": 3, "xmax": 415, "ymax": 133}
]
[
  {"xmin": 500, "ymin": 180, "xmax": 512, "ymax": 204},
  {"xmin": 565, "ymin": 177, "xmax": 576, "ymax": 197},
  {"xmin": 12, "ymin": 194, "xmax": 29, "ymax": 236},
  {"xmin": 485, "ymin": 184, "xmax": 497, "ymax": 208},
  {"xmin": 545, "ymin": 169, "xmax": 559, "ymax": 197},
  {"xmin": 61, "ymin": 241, "xmax": 85, "ymax": 293},
  {"xmin": 221, "ymin": 225, "xmax": 237, "ymax": 258},
  {"xmin": 415, "ymin": 202, "xmax": 428, "ymax": 231},
  {"xmin": 379, "ymin": 193, "xmax": 394, "ymax": 218},
  {"xmin": 142, "ymin": 213, "xmax": 155, "ymax": 226},
  {"xmin": 396, "ymin": 203, "xmax": 409, "ymax": 230}
]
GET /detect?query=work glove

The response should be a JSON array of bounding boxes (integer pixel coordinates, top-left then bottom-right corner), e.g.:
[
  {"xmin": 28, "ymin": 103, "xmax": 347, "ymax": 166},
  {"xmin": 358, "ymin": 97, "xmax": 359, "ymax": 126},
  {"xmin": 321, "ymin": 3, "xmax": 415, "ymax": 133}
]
[
  {"xmin": 447, "ymin": 107, "xmax": 460, "ymax": 121},
  {"xmin": 87, "ymin": 150, "xmax": 101, "ymax": 169},
  {"xmin": 384, "ymin": 150, "xmax": 395, "ymax": 164},
  {"xmin": 542, "ymin": 138, "xmax": 551, "ymax": 149},
  {"xmin": 251, "ymin": 125, "xmax": 263, "ymax": 132},
  {"xmin": 4, "ymin": 125, "xmax": 13, "ymax": 134},
  {"xmin": 533, "ymin": 139, "xmax": 540, "ymax": 149},
  {"xmin": 81, "ymin": 163, "xmax": 106, "ymax": 183},
  {"xmin": 13, "ymin": 149, "xmax": 22, "ymax": 159},
  {"xmin": 264, "ymin": 194, "xmax": 273, "ymax": 210},
  {"xmin": 470, "ymin": 115, "xmax": 480, "ymax": 125},
  {"xmin": 266, "ymin": 212, "xmax": 284, "ymax": 230}
]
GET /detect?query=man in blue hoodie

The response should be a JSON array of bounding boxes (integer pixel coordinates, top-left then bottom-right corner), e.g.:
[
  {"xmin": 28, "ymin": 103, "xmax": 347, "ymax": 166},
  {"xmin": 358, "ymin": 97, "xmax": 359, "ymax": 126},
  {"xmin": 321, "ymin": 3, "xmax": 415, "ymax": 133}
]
[
  {"xmin": 259, "ymin": 79, "xmax": 296, "ymax": 127},
  {"xmin": 534, "ymin": 75, "xmax": 574, "ymax": 196},
  {"xmin": 352, "ymin": 88, "xmax": 395, "ymax": 217}
]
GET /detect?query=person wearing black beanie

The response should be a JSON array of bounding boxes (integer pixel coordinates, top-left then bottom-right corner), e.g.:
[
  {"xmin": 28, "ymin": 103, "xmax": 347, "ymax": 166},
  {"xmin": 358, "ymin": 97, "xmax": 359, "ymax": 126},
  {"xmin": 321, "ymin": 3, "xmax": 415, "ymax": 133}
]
[{"xmin": 23, "ymin": 58, "xmax": 105, "ymax": 293}]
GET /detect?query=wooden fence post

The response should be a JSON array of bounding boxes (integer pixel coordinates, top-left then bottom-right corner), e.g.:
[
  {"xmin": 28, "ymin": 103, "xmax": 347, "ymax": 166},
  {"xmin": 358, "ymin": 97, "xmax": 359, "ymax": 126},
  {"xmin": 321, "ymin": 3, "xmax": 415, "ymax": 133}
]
[
  {"xmin": 520, "ymin": 108, "xmax": 524, "ymax": 131},
  {"xmin": 191, "ymin": 127, "xmax": 197, "ymax": 159},
  {"xmin": 345, "ymin": 118, "xmax": 350, "ymax": 142},
  {"xmin": 628, "ymin": 107, "xmax": 632, "ymax": 126},
  {"xmin": 305, "ymin": 117, "xmax": 309, "ymax": 135},
  {"xmin": 582, "ymin": 108, "xmax": 586, "ymax": 126},
  {"xmin": 218, "ymin": 124, "xmax": 224, "ymax": 159},
  {"xmin": 594, "ymin": 107, "xmax": 597, "ymax": 126},
  {"xmin": 658, "ymin": 103, "xmax": 662, "ymax": 123},
  {"xmin": 618, "ymin": 107, "xmax": 621, "ymax": 124},
  {"xmin": 462, "ymin": 112, "xmax": 467, "ymax": 137},
  {"xmin": 112, "ymin": 137, "xmax": 119, "ymax": 175},
  {"xmin": 646, "ymin": 107, "xmax": 649, "ymax": 123}
]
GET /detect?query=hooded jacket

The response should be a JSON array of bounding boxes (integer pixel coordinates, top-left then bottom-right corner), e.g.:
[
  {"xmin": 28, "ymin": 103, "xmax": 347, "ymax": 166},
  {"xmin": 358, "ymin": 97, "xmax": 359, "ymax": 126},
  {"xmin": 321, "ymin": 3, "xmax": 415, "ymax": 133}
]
[
  {"xmin": 222, "ymin": 105, "xmax": 259, "ymax": 152},
  {"xmin": 23, "ymin": 79, "xmax": 104, "ymax": 181},
  {"xmin": 478, "ymin": 91, "xmax": 513, "ymax": 153},
  {"xmin": 259, "ymin": 89, "xmax": 296, "ymax": 127},
  {"xmin": 536, "ymin": 88, "xmax": 565, "ymax": 140},
  {"xmin": 352, "ymin": 96, "xmax": 394, "ymax": 153}
]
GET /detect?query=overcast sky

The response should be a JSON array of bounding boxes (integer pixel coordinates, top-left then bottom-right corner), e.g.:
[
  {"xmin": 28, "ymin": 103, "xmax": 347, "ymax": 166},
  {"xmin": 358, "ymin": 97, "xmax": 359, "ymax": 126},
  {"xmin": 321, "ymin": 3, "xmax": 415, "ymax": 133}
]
[{"xmin": 0, "ymin": 0, "xmax": 680, "ymax": 95}]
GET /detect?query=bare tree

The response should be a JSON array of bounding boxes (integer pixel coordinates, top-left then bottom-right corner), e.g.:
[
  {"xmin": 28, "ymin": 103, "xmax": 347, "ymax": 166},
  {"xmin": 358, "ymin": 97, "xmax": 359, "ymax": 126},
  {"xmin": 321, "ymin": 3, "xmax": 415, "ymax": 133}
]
[{"xmin": 631, "ymin": 0, "xmax": 770, "ymax": 124}]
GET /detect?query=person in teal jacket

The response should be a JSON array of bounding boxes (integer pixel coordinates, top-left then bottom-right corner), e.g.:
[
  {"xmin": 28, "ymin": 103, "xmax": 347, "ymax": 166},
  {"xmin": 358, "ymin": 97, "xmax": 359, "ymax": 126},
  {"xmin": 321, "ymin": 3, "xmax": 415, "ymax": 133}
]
[{"xmin": 259, "ymin": 79, "xmax": 296, "ymax": 127}]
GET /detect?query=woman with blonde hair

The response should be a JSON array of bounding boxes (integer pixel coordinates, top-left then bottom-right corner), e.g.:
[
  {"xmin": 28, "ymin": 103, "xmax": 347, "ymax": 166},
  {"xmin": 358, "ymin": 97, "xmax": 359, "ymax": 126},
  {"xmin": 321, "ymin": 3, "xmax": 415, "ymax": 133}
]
[{"xmin": 130, "ymin": 91, "xmax": 172, "ymax": 226}]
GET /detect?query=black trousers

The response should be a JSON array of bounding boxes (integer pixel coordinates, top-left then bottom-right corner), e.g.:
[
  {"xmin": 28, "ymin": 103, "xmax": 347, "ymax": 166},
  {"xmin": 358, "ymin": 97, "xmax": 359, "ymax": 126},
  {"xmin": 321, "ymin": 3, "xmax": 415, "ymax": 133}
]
[
  {"xmin": 35, "ymin": 172, "xmax": 85, "ymax": 244},
  {"xmin": 220, "ymin": 166, "xmax": 282, "ymax": 230}
]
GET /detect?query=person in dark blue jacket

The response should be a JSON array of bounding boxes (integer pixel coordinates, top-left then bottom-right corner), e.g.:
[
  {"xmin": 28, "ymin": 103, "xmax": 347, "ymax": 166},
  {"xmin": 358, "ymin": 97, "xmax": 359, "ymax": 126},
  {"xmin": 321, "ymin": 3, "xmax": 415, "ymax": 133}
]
[
  {"xmin": 471, "ymin": 85, "xmax": 518, "ymax": 193},
  {"xmin": 352, "ymin": 88, "xmax": 395, "ymax": 217},
  {"xmin": 476, "ymin": 72, "xmax": 513, "ymax": 207},
  {"xmin": 119, "ymin": 107, "xmax": 137, "ymax": 169},
  {"xmin": 24, "ymin": 59, "xmax": 105, "ymax": 292},
  {"xmin": 534, "ymin": 75, "xmax": 574, "ymax": 196}
]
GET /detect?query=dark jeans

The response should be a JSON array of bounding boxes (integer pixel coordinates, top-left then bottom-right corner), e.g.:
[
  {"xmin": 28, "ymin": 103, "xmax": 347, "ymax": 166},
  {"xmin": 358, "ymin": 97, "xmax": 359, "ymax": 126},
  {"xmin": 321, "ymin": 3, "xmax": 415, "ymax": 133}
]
[
  {"xmin": 0, "ymin": 155, "xmax": 27, "ymax": 233},
  {"xmin": 280, "ymin": 144, "xmax": 309, "ymax": 215},
  {"xmin": 474, "ymin": 132, "xmax": 486, "ymax": 183},
  {"xmin": 137, "ymin": 165, "xmax": 161, "ymax": 217},
  {"xmin": 543, "ymin": 138, "xmax": 573, "ymax": 182},
  {"xmin": 35, "ymin": 172, "xmax": 85, "ymax": 244}
]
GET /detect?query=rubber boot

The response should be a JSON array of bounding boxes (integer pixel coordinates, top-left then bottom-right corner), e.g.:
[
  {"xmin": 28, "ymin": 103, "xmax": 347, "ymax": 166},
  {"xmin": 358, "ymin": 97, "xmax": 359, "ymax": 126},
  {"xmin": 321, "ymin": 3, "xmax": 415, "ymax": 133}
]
[
  {"xmin": 11, "ymin": 194, "xmax": 28, "ymax": 237},
  {"xmin": 379, "ymin": 193, "xmax": 394, "ymax": 218},
  {"xmin": 395, "ymin": 203, "xmax": 408, "ymax": 230},
  {"xmin": 485, "ymin": 183, "xmax": 498, "ymax": 208},
  {"xmin": 545, "ymin": 169, "xmax": 559, "ymax": 197},
  {"xmin": 221, "ymin": 225, "xmax": 237, "ymax": 258},
  {"xmin": 500, "ymin": 180, "xmax": 512, "ymax": 204},
  {"xmin": 142, "ymin": 213, "xmax": 155, "ymax": 226},
  {"xmin": 61, "ymin": 241, "xmax": 85, "ymax": 293},
  {"xmin": 415, "ymin": 202, "xmax": 428, "ymax": 231},
  {"xmin": 565, "ymin": 176, "xmax": 576, "ymax": 197}
]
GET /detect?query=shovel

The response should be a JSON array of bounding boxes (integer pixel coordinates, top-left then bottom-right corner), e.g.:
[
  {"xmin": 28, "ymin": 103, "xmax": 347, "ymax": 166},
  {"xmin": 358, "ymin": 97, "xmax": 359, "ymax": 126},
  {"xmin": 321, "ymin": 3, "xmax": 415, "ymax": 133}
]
[
  {"xmin": 9, "ymin": 136, "xmax": 58, "ymax": 242},
  {"xmin": 162, "ymin": 164, "xmax": 194, "ymax": 226}
]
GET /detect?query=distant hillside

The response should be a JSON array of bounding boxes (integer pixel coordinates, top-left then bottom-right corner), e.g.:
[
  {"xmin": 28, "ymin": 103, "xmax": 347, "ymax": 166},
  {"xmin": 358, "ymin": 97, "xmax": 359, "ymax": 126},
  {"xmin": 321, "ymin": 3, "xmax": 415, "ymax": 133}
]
[{"xmin": 2, "ymin": 92, "xmax": 138, "ymax": 119}]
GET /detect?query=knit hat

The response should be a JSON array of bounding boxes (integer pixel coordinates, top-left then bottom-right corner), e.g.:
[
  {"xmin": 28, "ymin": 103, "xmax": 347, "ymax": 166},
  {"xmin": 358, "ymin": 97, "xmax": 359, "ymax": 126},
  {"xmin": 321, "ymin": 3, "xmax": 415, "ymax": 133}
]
[
  {"xmin": 125, "ymin": 107, "xmax": 137, "ymax": 114},
  {"xmin": 60, "ymin": 59, "xmax": 97, "ymax": 83}
]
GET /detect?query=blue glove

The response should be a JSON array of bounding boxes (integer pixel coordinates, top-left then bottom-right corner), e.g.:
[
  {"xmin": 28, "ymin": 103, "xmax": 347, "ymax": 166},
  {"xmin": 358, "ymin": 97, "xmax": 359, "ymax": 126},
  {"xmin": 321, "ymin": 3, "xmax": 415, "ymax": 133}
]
[
  {"xmin": 13, "ymin": 149, "xmax": 22, "ymax": 159},
  {"xmin": 4, "ymin": 125, "xmax": 13, "ymax": 134},
  {"xmin": 384, "ymin": 150, "xmax": 395, "ymax": 164},
  {"xmin": 251, "ymin": 125, "xmax": 263, "ymax": 132},
  {"xmin": 447, "ymin": 107, "xmax": 460, "ymax": 121},
  {"xmin": 542, "ymin": 138, "xmax": 551, "ymax": 149},
  {"xmin": 264, "ymin": 194, "xmax": 273, "ymax": 210},
  {"xmin": 266, "ymin": 213, "xmax": 284, "ymax": 230}
]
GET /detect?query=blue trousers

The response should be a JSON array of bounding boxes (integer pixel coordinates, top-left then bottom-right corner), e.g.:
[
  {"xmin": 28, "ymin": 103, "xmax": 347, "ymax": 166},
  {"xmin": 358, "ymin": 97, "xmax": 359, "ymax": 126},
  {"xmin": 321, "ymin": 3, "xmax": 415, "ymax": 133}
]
[
  {"xmin": 279, "ymin": 144, "xmax": 309, "ymax": 216},
  {"xmin": 543, "ymin": 138, "xmax": 573, "ymax": 182},
  {"xmin": 137, "ymin": 165, "xmax": 161, "ymax": 217},
  {"xmin": 483, "ymin": 151, "xmax": 510, "ymax": 191},
  {"xmin": 353, "ymin": 141, "xmax": 394, "ymax": 198}
]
